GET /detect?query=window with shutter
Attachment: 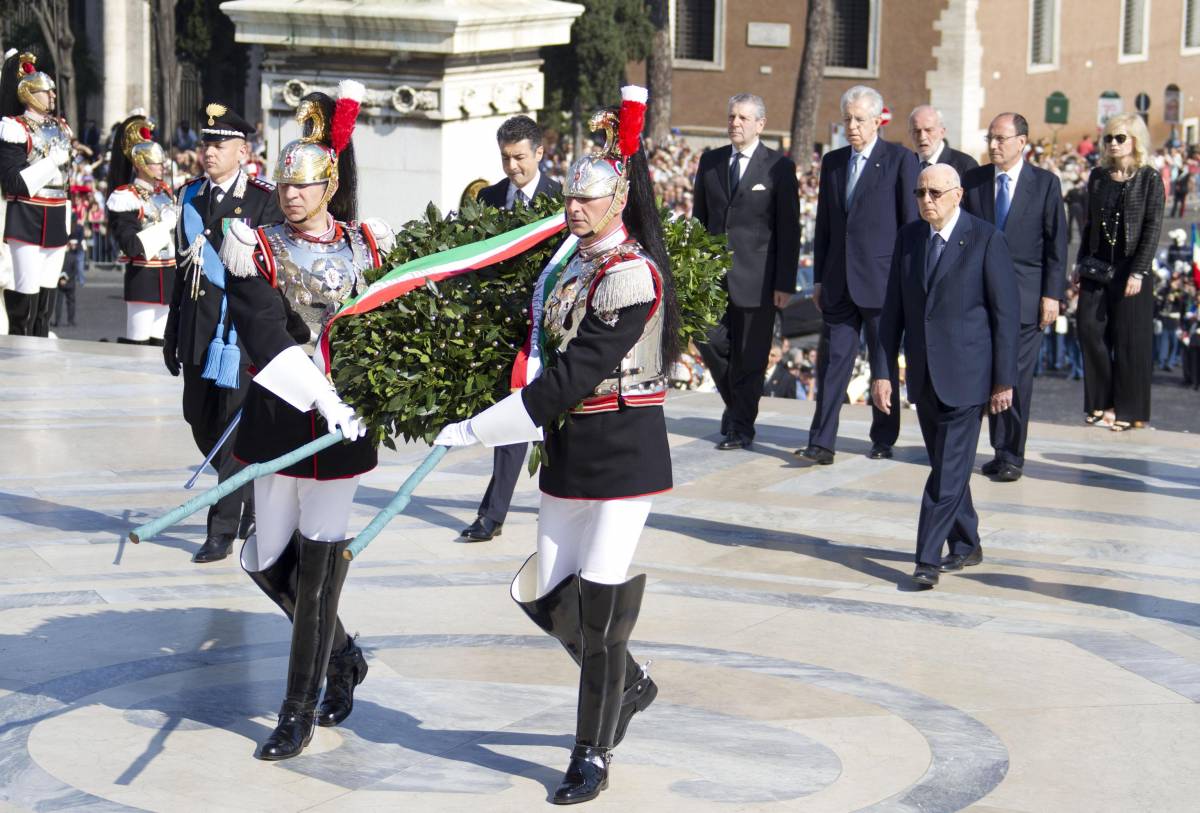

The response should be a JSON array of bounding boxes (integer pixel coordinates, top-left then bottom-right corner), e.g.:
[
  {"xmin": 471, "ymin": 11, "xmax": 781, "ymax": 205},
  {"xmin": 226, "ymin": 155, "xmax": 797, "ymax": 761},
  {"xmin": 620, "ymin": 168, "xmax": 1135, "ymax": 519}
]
[
  {"xmin": 671, "ymin": 0, "xmax": 725, "ymax": 69},
  {"xmin": 1121, "ymin": 0, "xmax": 1148, "ymax": 59},
  {"xmin": 1184, "ymin": 0, "xmax": 1200, "ymax": 50},
  {"xmin": 1029, "ymin": 0, "xmax": 1058, "ymax": 68},
  {"xmin": 825, "ymin": 0, "xmax": 879, "ymax": 77}
]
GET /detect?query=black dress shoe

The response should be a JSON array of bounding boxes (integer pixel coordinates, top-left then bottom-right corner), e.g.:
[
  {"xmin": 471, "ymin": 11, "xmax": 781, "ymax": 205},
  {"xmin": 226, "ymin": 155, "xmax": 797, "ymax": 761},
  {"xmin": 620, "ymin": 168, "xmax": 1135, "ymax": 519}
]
[
  {"xmin": 994, "ymin": 463, "xmax": 1023, "ymax": 482},
  {"xmin": 912, "ymin": 564, "xmax": 940, "ymax": 587},
  {"xmin": 868, "ymin": 443, "xmax": 893, "ymax": 459},
  {"xmin": 461, "ymin": 515, "xmax": 503, "ymax": 541},
  {"xmin": 715, "ymin": 433, "xmax": 751, "ymax": 450},
  {"xmin": 794, "ymin": 445, "xmax": 834, "ymax": 465},
  {"xmin": 940, "ymin": 545, "xmax": 984, "ymax": 572},
  {"xmin": 552, "ymin": 745, "xmax": 610, "ymax": 805},
  {"xmin": 192, "ymin": 534, "xmax": 234, "ymax": 563},
  {"xmin": 980, "ymin": 458, "xmax": 1002, "ymax": 476}
]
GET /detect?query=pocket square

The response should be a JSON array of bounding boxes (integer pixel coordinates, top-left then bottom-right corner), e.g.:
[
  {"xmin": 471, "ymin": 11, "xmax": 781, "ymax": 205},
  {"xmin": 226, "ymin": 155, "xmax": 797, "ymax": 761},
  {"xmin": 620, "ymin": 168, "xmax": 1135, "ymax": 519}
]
[{"xmin": 751, "ymin": 183, "xmax": 767, "ymax": 191}]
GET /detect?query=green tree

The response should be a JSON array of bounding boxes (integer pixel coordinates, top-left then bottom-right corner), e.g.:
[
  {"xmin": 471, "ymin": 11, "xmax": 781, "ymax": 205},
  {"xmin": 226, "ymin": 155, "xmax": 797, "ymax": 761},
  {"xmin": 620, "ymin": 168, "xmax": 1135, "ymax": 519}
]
[{"xmin": 542, "ymin": 0, "xmax": 653, "ymax": 156}]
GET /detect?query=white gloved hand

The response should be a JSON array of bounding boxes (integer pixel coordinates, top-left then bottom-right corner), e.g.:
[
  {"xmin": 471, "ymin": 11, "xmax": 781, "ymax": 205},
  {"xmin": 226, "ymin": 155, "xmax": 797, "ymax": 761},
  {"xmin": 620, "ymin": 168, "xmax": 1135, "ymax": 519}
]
[
  {"xmin": 48, "ymin": 146, "xmax": 71, "ymax": 166},
  {"xmin": 159, "ymin": 207, "xmax": 178, "ymax": 230},
  {"xmin": 433, "ymin": 420, "xmax": 479, "ymax": 447},
  {"xmin": 314, "ymin": 391, "xmax": 367, "ymax": 440}
]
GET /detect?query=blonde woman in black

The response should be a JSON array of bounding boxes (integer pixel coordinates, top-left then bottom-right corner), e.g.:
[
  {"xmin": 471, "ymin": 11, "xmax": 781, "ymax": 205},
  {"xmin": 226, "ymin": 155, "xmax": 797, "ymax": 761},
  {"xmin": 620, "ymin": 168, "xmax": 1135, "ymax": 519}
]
[{"xmin": 1074, "ymin": 113, "xmax": 1163, "ymax": 430}]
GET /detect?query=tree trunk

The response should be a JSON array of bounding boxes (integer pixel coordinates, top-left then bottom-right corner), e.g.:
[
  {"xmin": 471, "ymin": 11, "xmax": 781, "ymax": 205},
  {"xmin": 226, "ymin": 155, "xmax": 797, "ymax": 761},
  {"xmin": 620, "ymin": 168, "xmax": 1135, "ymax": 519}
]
[
  {"xmin": 31, "ymin": 0, "xmax": 76, "ymax": 130},
  {"xmin": 645, "ymin": 0, "xmax": 672, "ymax": 146},
  {"xmin": 151, "ymin": 0, "xmax": 180, "ymax": 147},
  {"xmin": 789, "ymin": 0, "xmax": 831, "ymax": 170},
  {"xmin": 572, "ymin": 93, "xmax": 584, "ymax": 163}
]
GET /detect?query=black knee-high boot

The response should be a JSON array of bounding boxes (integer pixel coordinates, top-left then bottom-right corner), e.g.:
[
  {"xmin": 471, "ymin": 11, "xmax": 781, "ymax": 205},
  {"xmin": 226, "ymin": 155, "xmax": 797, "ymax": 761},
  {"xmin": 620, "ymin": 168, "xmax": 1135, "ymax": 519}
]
[
  {"xmin": 4, "ymin": 290, "xmax": 36, "ymax": 335},
  {"xmin": 256, "ymin": 535, "xmax": 352, "ymax": 760},
  {"xmin": 242, "ymin": 535, "xmax": 367, "ymax": 729},
  {"xmin": 32, "ymin": 287, "xmax": 54, "ymax": 337},
  {"xmin": 510, "ymin": 555, "xmax": 656, "ymax": 748},
  {"xmin": 552, "ymin": 573, "xmax": 646, "ymax": 805}
]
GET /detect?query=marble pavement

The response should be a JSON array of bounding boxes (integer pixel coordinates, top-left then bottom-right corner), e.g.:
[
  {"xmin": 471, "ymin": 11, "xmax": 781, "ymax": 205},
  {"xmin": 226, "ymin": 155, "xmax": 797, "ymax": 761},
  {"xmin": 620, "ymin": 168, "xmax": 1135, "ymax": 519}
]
[{"xmin": 2, "ymin": 335, "xmax": 1199, "ymax": 812}]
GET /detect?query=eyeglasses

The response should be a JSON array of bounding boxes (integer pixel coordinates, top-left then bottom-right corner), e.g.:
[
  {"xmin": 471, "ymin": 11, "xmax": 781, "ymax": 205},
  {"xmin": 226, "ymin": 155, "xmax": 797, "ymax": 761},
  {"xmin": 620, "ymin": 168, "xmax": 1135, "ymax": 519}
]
[
  {"xmin": 1103, "ymin": 133, "xmax": 1129, "ymax": 145},
  {"xmin": 913, "ymin": 186, "xmax": 959, "ymax": 200},
  {"xmin": 985, "ymin": 133, "xmax": 1021, "ymax": 145}
]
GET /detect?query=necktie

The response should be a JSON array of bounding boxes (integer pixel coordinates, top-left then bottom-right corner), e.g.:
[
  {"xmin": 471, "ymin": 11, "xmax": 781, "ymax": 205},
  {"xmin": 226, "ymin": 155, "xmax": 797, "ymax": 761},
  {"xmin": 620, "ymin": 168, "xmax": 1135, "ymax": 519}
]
[
  {"xmin": 514, "ymin": 188, "xmax": 528, "ymax": 208},
  {"xmin": 995, "ymin": 172, "xmax": 1011, "ymax": 230},
  {"xmin": 925, "ymin": 233, "xmax": 945, "ymax": 287},
  {"xmin": 920, "ymin": 159, "xmax": 931, "ymax": 170},
  {"xmin": 728, "ymin": 152, "xmax": 742, "ymax": 196},
  {"xmin": 846, "ymin": 153, "xmax": 863, "ymax": 205}
]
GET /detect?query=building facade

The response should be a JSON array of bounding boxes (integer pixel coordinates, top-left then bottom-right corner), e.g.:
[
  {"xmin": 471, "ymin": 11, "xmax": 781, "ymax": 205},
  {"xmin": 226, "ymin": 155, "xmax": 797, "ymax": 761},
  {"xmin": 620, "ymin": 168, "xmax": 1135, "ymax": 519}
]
[{"xmin": 640, "ymin": 0, "xmax": 1200, "ymax": 158}]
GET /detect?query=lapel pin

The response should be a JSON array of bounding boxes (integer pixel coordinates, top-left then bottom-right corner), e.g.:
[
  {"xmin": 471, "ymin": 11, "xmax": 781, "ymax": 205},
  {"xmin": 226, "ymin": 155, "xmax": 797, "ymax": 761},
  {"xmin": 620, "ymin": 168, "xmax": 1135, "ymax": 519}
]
[
  {"xmin": 959, "ymin": 240, "xmax": 965, "ymax": 246},
  {"xmin": 234, "ymin": 206, "xmax": 243, "ymax": 215}
]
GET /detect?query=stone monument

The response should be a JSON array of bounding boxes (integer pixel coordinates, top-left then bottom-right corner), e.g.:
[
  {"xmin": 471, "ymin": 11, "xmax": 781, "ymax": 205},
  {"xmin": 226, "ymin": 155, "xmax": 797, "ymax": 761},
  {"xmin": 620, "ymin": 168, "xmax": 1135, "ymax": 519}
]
[{"xmin": 220, "ymin": 0, "xmax": 583, "ymax": 226}]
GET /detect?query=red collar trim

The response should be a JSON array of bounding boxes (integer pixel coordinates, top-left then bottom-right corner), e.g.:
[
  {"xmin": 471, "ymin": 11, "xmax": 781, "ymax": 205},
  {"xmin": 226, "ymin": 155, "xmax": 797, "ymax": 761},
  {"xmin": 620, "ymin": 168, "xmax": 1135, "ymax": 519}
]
[{"xmin": 286, "ymin": 218, "xmax": 342, "ymax": 244}]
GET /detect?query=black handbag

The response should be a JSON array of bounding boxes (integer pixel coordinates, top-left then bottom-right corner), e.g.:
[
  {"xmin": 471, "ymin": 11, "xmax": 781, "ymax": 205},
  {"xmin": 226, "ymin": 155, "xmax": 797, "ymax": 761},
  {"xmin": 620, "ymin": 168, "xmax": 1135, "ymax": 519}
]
[{"xmin": 1077, "ymin": 254, "xmax": 1117, "ymax": 284}]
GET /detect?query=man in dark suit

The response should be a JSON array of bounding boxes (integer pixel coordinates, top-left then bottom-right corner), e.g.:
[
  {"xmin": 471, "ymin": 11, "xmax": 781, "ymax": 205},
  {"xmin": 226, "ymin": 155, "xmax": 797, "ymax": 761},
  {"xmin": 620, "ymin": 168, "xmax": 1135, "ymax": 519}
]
[
  {"xmin": 798, "ymin": 85, "xmax": 919, "ymax": 465},
  {"xmin": 165, "ymin": 102, "xmax": 282, "ymax": 563},
  {"xmin": 762, "ymin": 344, "xmax": 796, "ymax": 399},
  {"xmin": 872, "ymin": 164, "xmax": 1019, "ymax": 588},
  {"xmin": 463, "ymin": 115, "xmax": 562, "ymax": 541},
  {"xmin": 476, "ymin": 115, "xmax": 561, "ymax": 210},
  {"xmin": 693, "ymin": 93, "xmax": 799, "ymax": 450},
  {"xmin": 908, "ymin": 105, "xmax": 979, "ymax": 177},
  {"xmin": 961, "ymin": 112, "xmax": 1067, "ymax": 482}
]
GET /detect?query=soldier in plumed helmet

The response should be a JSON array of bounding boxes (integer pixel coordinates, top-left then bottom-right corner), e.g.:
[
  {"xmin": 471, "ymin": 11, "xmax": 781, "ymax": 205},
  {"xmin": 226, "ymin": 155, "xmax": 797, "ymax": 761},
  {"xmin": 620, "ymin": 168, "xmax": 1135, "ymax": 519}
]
[
  {"xmin": 167, "ymin": 100, "xmax": 282, "ymax": 564},
  {"xmin": 0, "ymin": 49, "xmax": 76, "ymax": 336},
  {"xmin": 218, "ymin": 80, "xmax": 394, "ymax": 762},
  {"xmin": 106, "ymin": 113, "xmax": 178, "ymax": 345},
  {"xmin": 436, "ymin": 85, "xmax": 679, "ymax": 805}
]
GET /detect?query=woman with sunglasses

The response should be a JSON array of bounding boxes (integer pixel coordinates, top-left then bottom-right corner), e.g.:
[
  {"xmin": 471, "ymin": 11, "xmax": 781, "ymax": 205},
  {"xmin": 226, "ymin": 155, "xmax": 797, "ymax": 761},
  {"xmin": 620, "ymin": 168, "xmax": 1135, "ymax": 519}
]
[{"xmin": 1073, "ymin": 113, "xmax": 1163, "ymax": 431}]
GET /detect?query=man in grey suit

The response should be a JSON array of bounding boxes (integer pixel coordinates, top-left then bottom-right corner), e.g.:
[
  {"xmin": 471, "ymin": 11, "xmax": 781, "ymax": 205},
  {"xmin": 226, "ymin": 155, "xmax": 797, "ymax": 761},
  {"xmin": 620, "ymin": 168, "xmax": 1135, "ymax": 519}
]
[
  {"xmin": 873, "ymin": 164, "xmax": 1019, "ymax": 588},
  {"xmin": 961, "ymin": 112, "xmax": 1067, "ymax": 482},
  {"xmin": 463, "ymin": 115, "xmax": 562, "ymax": 541},
  {"xmin": 909, "ymin": 105, "xmax": 979, "ymax": 177},
  {"xmin": 694, "ymin": 93, "xmax": 800, "ymax": 450}
]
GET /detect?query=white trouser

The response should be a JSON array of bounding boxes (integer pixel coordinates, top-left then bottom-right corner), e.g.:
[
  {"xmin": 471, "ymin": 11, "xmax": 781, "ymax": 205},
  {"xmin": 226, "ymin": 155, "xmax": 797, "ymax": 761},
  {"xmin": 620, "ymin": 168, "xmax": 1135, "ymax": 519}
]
[
  {"xmin": 535, "ymin": 493, "xmax": 653, "ymax": 597},
  {"xmin": 9, "ymin": 243, "xmax": 66, "ymax": 294},
  {"xmin": 240, "ymin": 474, "xmax": 360, "ymax": 573},
  {"xmin": 126, "ymin": 303, "xmax": 169, "ymax": 340}
]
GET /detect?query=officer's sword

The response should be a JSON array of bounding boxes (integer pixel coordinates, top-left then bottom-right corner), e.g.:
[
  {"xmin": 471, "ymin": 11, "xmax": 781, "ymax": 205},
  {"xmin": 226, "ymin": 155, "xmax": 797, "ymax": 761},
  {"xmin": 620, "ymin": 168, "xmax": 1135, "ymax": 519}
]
[{"xmin": 184, "ymin": 409, "xmax": 242, "ymax": 489}]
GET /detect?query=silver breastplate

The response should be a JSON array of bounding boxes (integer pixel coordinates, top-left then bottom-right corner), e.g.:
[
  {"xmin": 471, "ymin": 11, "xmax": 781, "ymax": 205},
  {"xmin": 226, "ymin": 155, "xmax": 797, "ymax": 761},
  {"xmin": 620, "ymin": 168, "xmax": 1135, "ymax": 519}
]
[
  {"xmin": 544, "ymin": 240, "xmax": 666, "ymax": 403},
  {"xmin": 23, "ymin": 116, "xmax": 71, "ymax": 197},
  {"xmin": 141, "ymin": 186, "xmax": 175, "ymax": 260},
  {"xmin": 261, "ymin": 222, "xmax": 375, "ymax": 336}
]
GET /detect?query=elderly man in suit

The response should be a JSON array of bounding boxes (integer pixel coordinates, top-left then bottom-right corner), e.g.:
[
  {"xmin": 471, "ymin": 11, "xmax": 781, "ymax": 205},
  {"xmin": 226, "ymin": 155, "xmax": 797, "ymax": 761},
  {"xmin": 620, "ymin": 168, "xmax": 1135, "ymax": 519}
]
[
  {"xmin": 962, "ymin": 113, "xmax": 1067, "ymax": 482},
  {"xmin": 463, "ymin": 115, "xmax": 563, "ymax": 541},
  {"xmin": 798, "ymin": 85, "xmax": 919, "ymax": 465},
  {"xmin": 909, "ymin": 105, "xmax": 978, "ymax": 177},
  {"xmin": 693, "ymin": 93, "xmax": 800, "ymax": 450},
  {"xmin": 872, "ymin": 164, "xmax": 1019, "ymax": 588}
]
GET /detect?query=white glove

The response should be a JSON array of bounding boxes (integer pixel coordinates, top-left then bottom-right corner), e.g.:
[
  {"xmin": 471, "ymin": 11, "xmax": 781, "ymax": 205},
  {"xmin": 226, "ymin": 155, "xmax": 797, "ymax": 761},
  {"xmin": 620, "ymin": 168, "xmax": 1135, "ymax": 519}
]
[
  {"xmin": 48, "ymin": 146, "xmax": 71, "ymax": 166},
  {"xmin": 159, "ymin": 207, "xmax": 178, "ymax": 230},
  {"xmin": 434, "ymin": 420, "xmax": 479, "ymax": 447},
  {"xmin": 314, "ymin": 391, "xmax": 367, "ymax": 440}
]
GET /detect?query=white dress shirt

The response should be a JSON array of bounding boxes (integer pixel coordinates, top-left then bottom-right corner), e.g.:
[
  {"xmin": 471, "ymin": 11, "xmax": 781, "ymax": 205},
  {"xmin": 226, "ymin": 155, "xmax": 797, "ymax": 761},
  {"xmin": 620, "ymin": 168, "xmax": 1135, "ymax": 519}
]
[
  {"xmin": 922, "ymin": 141, "xmax": 946, "ymax": 167},
  {"xmin": 929, "ymin": 206, "xmax": 962, "ymax": 244},
  {"xmin": 728, "ymin": 138, "xmax": 760, "ymax": 182},
  {"xmin": 993, "ymin": 161, "xmax": 1022, "ymax": 204},
  {"xmin": 505, "ymin": 172, "xmax": 542, "ymax": 209}
]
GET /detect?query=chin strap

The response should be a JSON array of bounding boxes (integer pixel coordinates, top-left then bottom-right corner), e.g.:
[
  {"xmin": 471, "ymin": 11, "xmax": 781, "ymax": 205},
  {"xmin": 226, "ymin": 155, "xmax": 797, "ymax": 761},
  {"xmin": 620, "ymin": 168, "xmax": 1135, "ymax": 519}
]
[{"xmin": 585, "ymin": 179, "xmax": 629, "ymax": 238}]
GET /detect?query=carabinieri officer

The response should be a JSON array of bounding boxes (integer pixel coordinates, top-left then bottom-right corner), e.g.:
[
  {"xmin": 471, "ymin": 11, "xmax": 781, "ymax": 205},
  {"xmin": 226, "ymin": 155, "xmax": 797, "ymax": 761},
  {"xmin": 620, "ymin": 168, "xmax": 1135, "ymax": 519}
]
[{"xmin": 165, "ymin": 101, "xmax": 282, "ymax": 564}]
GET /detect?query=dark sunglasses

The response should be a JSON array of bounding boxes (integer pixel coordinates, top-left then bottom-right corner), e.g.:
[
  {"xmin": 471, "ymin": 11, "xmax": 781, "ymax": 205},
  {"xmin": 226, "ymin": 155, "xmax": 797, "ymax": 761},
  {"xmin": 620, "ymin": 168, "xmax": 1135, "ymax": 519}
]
[
  {"xmin": 913, "ymin": 186, "xmax": 959, "ymax": 200},
  {"xmin": 1103, "ymin": 133, "xmax": 1129, "ymax": 145}
]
